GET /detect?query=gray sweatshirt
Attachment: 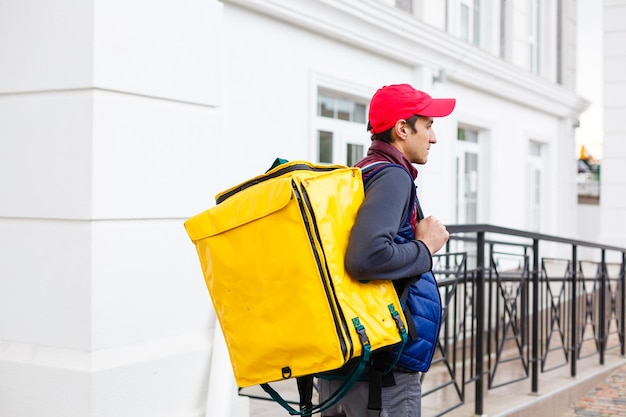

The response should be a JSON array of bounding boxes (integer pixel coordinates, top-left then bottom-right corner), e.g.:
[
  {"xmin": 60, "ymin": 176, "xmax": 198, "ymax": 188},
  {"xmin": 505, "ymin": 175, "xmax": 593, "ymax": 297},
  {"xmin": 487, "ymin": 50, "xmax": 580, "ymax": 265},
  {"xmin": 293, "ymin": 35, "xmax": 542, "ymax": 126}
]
[{"xmin": 344, "ymin": 165, "xmax": 433, "ymax": 281}]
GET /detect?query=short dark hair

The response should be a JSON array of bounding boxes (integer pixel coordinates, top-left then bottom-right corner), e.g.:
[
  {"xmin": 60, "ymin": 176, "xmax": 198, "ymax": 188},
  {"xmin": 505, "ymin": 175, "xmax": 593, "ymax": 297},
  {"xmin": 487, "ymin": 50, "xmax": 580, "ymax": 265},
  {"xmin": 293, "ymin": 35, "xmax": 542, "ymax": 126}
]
[{"xmin": 369, "ymin": 114, "xmax": 419, "ymax": 143}]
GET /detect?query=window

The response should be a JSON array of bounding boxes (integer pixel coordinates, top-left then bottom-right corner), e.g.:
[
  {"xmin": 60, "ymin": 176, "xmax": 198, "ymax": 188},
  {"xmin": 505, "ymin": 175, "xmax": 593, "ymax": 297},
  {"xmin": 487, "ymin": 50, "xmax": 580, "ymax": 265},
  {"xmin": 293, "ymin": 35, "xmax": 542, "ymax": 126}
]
[
  {"xmin": 527, "ymin": 140, "xmax": 545, "ymax": 231},
  {"xmin": 315, "ymin": 88, "xmax": 369, "ymax": 166},
  {"xmin": 460, "ymin": 0, "xmax": 480, "ymax": 45},
  {"xmin": 456, "ymin": 127, "xmax": 481, "ymax": 224},
  {"xmin": 458, "ymin": 127, "xmax": 479, "ymax": 143},
  {"xmin": 529, "ymin": 140, "xmax": 541, "ymax": 157},
  {"xmin": 347, "ymin": 143, "xmax": 364, "ymax": 166},
  {"xmin": 318, "ymin": 92, "xmax": 366, "ymax": 123},
  {"xmin": 372, "ymin": 0, "xmax": 413, "ymax": 13},
  {"xmin": 529, "ymin": 0, "xmax": 540, "ymax": 74},
  {"xmin": 318, "ymin": 131, "xmax": 334, "ymax": 164},
  {"xmin": 396, "ymin": 0, "xmax": 412, "ymax": 13}
]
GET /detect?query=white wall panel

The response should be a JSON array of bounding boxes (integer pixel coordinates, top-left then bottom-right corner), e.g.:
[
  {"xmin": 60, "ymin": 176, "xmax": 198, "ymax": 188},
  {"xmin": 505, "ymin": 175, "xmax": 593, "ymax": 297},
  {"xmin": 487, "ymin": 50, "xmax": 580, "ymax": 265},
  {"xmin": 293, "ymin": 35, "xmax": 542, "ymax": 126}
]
[
  {"xmin": 597, "ymin": 208, "xmax": 626, "ymax": 251},
  {"xmin": 0, "ymin": 91, "xmax": 93, "ymax": 219},
  {"xmin": 0, "ymin": 219, "xmax": 91, "ymax": 350},
  {"xmin": 0, "ymin": 0, "xmax": 93, "ymax": 93},
  {"xmin": 603, "ymin": 80, "xmax": 626, "ymax": 107},
  {"xmin": 604, "ymin": 2, "xmax": 626, "ymax": 32},
  {"xmin": 605, "ymin": 32, "xmax": 626, "ymax": 57},
  {"xmin": 600, "ymin": 182, "xmax": 626, "ymax": 209},
  {"xmin": 605, "ymin": 56, "xmax": 626, "ymax": 81},
  {"xmin": 91, "ymin": 220, "xmax": 212, "ymax": 349},
  {"xmin": 91, "ymin": 90, "xmax": 220, "ymax": 219},
  {"xmin": 602, "ymin": 130, "xmax": 626, "ymax": 160},
  {"xmin": 0, "ymin": 334, "xmax": 212, "ymax": 417},
  {"xmin": 0, "ymin": 357, "xmax": 90, "ymax": 417},
  {"xmin": 600, "ymin": 0, "xmax": 626, "ymax": 248},
  {"xmin": 93, "ymin": 0, "xmax": 222, "ymax": 106},
  {"xmin": 91, "ymin": 335, "xmax": 212, "ymax": 417}
]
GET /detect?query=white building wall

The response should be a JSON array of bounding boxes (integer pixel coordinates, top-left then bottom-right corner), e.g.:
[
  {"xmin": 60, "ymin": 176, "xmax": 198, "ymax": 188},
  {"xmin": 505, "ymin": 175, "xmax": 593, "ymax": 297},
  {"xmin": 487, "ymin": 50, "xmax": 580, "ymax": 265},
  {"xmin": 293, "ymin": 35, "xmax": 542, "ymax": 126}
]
[
  {"xmin": 598, "ymin": 0, "xmax": 626, "ymax": 253},
  {"xmin": 221, "ymin": 0, "xmax": 585, "ymax": 236},
  {"xmin": 0, "ymin": 1, "xmax": 239, "ymax": 417},
  {"xmin": 421, "ymin": 1, "xmax": 446, "ymax": 30},
  {"xmin": 0, "ymin": 0, "xmax": 592, "ymax": 416}
]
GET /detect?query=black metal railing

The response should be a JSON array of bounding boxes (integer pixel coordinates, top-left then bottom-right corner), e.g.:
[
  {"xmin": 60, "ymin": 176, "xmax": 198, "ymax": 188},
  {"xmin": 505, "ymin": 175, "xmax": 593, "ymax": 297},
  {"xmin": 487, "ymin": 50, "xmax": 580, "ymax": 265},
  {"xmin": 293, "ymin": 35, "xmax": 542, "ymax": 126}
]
[
  {"xmin": 242, "ymin": 224, "xmax": 626, "ymax": 416},
  {"xmin": 425, "ymin": 224, "xmax": 626, "ymax": 416}
]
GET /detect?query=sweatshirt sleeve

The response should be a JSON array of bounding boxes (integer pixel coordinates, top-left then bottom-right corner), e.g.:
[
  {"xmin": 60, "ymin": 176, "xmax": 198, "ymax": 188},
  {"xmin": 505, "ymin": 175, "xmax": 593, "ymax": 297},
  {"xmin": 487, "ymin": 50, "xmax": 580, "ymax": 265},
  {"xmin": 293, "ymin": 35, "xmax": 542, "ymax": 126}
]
[{"xmin": 344, "ymin": 167, "xmax": 433, "ymax": 280}]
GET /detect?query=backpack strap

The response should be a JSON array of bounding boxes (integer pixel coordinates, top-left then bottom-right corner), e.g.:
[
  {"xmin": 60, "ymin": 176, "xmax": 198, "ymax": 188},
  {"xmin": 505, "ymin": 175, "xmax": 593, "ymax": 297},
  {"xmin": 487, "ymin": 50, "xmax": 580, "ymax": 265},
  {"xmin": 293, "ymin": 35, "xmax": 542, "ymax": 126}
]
[
  {"xmin": 296, "ymin": 376, "xmax": 314, "ymax": 413},
  {"xmin": 366, "ymin": 351, "xmax": 398, "ymax": 417}
]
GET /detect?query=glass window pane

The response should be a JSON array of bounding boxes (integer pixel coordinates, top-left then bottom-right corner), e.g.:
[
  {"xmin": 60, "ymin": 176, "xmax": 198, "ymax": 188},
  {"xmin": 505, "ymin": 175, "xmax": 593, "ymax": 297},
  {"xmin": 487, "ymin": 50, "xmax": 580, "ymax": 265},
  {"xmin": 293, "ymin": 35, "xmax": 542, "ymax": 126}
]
[
  {"xmin": 461, "ymin": 4, "xmax": 470, "ymax": 42},
  {"xmin": 465, "ymin": 152, "xmax": 478, "ymax": 223},
  {"xmin": 336, "ymin": 98, "xmax": 351, "ymax": 121},
  {"xmin": 457, "ymin": 127, "xmax": 466, "ymax": 141},
  {"xmin": 396, "ymin": 0, "xmax": 412, "ymax": 13},
  {"xmin": 347, "ymin": 143, "xmax": 364, "ymax": 166},
  {"xmin": 458, "ymin": 127, "xmax": 478, "ymax": 143},
  {"xmin": 317, "ymin": 89, "xmax": 367, "ymax": 125},
  {"xmin": 473, "ymin": 0, "xmax": 480, "ymax": 45},
  {"xmin": 529, "ymin": 141, "xmax": 541, "ymax": 156},
  {"xmin": 354, "ymin": 103, "xmax": 366, "ymax": 123},
  {"xmin": 318, "ymin": 131, "xmax": 333, "ymax": 163},
  {"xmin": 534, "ymin": 170, "xmax": 541, "ymax": 204},
  {"xmin": 529, "ymin": 0, "xmax": 539, "ymax": 73},
  {"xmin": 318, "ymin": 95, "xmax": 334, "ymax": 118}
]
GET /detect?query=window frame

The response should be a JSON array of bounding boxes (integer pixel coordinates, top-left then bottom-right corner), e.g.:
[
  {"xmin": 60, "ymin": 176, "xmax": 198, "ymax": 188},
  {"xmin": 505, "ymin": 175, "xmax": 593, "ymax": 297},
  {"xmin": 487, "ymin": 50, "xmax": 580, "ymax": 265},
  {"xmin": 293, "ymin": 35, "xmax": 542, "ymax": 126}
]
[
  {"xmin": 311, "ymin": 75, "xmax": 372, "ymax": 166},
  {"xmin": 459, "ymin": 0, "xmax": 481, "ymax": 46}
]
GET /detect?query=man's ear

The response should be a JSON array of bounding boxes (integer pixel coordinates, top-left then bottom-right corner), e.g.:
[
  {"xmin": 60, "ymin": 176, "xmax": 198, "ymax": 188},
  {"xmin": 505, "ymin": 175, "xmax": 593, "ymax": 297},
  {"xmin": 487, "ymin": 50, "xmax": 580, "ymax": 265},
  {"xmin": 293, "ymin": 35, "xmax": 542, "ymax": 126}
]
[{"xmin": 393, "ymin": 119, "xmax": 408, "ymax": 140}]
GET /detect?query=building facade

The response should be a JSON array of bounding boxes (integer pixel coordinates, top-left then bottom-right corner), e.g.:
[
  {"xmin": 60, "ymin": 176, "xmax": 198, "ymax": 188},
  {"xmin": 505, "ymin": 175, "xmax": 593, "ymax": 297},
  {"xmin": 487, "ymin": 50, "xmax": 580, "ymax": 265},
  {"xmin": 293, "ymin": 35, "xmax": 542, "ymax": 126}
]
[
  {"xmin": 0, "ymin": 1, "xmax": 591, "ymax": 416},
  {"xmin": 221, "ymin": 0, "xmax": 587, "ymax": 234}
]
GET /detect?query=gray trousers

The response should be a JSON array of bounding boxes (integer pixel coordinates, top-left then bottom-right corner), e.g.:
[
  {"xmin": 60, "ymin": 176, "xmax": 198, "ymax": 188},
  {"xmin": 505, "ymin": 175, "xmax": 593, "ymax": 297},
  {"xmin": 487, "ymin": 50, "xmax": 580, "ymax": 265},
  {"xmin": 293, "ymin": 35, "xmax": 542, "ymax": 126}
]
[{"xmin": 318, "ymin": 371, "xmax": 421, "ymax": 417}]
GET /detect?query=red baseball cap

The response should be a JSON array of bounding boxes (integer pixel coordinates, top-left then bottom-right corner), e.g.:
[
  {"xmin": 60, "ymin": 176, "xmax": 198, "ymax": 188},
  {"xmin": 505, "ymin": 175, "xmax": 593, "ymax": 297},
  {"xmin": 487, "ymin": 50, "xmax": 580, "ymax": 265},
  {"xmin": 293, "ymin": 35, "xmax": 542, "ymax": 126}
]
[{"xmin": 368, "ymin": 84, "xmax": 456, "ymax": 134}]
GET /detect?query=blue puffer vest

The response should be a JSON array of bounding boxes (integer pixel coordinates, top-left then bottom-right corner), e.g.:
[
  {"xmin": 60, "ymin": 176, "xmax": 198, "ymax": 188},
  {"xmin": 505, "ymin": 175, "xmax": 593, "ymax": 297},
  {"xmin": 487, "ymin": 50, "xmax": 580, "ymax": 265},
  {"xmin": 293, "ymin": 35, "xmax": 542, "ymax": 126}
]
[{"xmin": 361, "ymin": 162, "xmax": 442, "ymax": 373}]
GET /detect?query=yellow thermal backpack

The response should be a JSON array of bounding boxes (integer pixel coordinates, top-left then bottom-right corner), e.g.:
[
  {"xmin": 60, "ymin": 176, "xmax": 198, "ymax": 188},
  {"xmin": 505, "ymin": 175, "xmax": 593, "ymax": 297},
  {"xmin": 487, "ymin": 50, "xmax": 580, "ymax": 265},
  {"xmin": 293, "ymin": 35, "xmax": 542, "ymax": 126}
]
[{"xmin": 184, "ymin": 159, "xmax": 408, "ymax": 414}]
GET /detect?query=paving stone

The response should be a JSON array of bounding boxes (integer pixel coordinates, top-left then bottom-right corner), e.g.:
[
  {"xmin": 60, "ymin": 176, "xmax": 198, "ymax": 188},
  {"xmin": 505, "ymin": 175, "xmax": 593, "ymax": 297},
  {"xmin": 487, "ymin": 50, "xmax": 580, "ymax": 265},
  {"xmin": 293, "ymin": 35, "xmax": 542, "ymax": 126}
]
[{"xmin": 561, "ymin": 364, "xmax": 626, "ymax": 417}]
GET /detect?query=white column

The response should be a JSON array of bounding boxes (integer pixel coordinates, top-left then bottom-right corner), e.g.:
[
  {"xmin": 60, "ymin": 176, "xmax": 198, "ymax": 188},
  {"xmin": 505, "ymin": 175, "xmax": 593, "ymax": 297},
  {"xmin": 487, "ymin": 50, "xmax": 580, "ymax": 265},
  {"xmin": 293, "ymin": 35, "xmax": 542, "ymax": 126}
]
[
  {"xmin": 555, "ymin": 116, "xmax": 580, "ymax": 239},
  {"xmin": 0, "ymin": 1, "xmax": 236, "ymax": 416},
  {"xmin": 598, "ymin": 0, "xmax": 626, "ymax": 253}
]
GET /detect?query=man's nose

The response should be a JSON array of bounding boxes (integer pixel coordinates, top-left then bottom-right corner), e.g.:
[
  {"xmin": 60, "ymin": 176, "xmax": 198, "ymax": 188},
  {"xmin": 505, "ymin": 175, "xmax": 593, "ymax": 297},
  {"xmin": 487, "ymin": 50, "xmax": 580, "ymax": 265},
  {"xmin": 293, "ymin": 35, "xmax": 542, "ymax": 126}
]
[{"xmin": 429, "ymin": 129, "xmax": 437, "ymax": 143}]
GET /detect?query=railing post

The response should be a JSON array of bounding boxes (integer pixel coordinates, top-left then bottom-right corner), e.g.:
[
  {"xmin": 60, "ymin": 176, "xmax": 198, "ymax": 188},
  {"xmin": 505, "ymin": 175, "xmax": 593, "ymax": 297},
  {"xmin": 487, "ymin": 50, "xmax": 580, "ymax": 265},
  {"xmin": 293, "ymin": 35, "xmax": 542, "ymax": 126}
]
[
  {"xmin": 570, "ymin": 245, "xmax": 578, "ymax": 377},
  {"xmin": 474, "ymin": 231, "xmax": 485, "ymax": 416},
  {"xmin": 531, "ymin": 239, "xmax": 539, "ymax": 393},
  {"xmin": 599, "ymin": 249, "xmax": 607, "ymax": 365}
]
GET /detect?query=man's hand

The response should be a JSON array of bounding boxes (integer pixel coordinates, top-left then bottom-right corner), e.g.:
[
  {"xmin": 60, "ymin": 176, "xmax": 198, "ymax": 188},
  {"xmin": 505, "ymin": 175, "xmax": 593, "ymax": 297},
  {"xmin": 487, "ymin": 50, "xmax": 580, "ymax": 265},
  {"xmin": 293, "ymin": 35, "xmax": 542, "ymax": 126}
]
[{"xmin": 415, "ymin": 216, "xmax": 449, "ymax": 254}]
